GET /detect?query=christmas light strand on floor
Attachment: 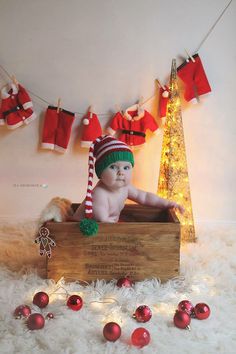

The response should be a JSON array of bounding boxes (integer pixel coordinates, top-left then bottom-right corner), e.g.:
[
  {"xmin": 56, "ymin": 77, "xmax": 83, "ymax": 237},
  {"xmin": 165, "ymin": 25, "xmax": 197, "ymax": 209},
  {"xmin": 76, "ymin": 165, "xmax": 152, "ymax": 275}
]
[{"xmin": 158, "ymin": 59, "xmax": 195, "ymax": 242}]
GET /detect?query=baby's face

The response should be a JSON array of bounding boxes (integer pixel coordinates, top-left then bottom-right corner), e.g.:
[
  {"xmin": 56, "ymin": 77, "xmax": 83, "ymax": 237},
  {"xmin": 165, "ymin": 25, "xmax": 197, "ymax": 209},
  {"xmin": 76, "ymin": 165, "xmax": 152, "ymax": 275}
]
[{"xmin": 100, "ymin": 161, "xmax": 133, "ymax": 189}]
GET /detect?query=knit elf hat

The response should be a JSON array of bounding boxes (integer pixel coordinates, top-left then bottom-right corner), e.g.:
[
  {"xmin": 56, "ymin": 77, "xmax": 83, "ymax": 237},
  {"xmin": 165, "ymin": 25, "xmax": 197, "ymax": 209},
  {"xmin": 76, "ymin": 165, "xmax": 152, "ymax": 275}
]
[{"xmin": 80, "ymin": 135, "xmax": 134, "ymax": 236}]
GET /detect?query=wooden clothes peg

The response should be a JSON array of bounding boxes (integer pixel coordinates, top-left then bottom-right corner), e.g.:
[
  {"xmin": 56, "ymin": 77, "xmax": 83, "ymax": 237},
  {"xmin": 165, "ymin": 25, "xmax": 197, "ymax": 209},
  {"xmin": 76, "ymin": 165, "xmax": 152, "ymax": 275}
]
[
  {"xmin": 57, "ymin": 98, "xmax": 61, "ymax": 113},
  {"xmin": 155, "ymin": 78, "xmax": 165, "ymax": 90},
  {"xmin": 184, "ymin": 49, "xmax": 195, "ymax": 63},
  {"xmin": 138, "ymin": 96, "xmax": 144, "ymax": 107},
  {"xmin": 88, "ymin": 105, "xmax": 94, "ymax": 118},
  {"xmin": 114, "ymin": 103, "xmax": 122, "ymax": 113},
  {"xmin": 0, "ymin": 83, "xmax": 8, "ymax": 91},
  {"xmin": 12, "ymin": 75, "xmax": 19, "ymax": 88}
]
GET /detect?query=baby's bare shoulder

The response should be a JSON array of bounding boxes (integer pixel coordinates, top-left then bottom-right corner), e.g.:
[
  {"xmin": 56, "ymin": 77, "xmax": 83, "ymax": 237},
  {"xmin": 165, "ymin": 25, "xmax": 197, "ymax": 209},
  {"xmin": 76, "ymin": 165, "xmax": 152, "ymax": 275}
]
[{"xmin": 93, "ymin": 185, "xmax": 109, "ymax": 200}]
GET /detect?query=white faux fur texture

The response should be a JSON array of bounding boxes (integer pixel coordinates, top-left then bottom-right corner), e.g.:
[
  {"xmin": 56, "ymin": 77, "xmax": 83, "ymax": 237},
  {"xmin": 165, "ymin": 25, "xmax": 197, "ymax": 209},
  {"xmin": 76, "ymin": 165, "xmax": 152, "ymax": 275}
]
[
  {"xmin": 0, "ymin": 223, "xmax": 236, "ymax": 354},
  {"xmin": 0, "ymin": 220, "xmax": 46, "ymax": 278}
]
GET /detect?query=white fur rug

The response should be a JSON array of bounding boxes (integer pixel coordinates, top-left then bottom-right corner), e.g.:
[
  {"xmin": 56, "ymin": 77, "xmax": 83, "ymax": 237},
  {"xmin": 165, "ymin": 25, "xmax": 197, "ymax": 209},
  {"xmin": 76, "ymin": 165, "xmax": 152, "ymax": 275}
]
[{"xmin": 0, "ymin": 221, "xmax": 235, "ymax": 354}]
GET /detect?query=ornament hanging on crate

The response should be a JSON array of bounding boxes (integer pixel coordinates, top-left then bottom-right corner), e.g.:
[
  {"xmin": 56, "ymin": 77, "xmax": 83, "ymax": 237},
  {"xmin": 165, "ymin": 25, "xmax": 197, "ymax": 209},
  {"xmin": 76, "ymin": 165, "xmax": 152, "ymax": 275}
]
[{"xmin": 35, "ymin": 226, "xmax": 56, "ymax": 258}]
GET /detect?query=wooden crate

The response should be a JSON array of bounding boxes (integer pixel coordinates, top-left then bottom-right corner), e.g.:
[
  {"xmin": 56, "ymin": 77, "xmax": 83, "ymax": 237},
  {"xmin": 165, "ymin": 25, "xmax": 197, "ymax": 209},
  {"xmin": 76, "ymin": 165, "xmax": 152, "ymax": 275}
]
[{"xmin": 46, "ymin": 204, "xmax": 180, "ymax": 283}]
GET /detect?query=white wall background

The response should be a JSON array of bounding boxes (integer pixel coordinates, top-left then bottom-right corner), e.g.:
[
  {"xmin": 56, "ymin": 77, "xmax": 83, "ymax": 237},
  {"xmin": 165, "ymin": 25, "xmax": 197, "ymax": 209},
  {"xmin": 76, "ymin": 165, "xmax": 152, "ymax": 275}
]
[{"xmin": 0, "ymin": 0, "xmax": 235, "ymax": 222}]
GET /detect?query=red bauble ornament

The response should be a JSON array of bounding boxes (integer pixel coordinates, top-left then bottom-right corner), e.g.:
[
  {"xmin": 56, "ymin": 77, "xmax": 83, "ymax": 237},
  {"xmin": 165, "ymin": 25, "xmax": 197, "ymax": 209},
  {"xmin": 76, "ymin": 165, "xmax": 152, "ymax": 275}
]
[
  {"xmin": 133, "ymin": 305, "xmax": 152, "ymax": 322},
  {"xmin": 26, "ymin": 313, "xmax": 45, "ymax": 330},
  {"xmin": 178, "ymin": 300, "xmax": 194, "ymax": 316},
  {"xmin": 14, "ymin": 305, "xmax": 31, "ymax": 319},
  {"xmin": 46, "ymin": 312, "xmax": 54, "ymax": 320},
  {"xmin": 33, "ymin": 291, "xmax": 49, "ymax": 308},
  {"xmin": 67, "ymin": 295, "xmax": 83, "ymax": 311},
  {"xmin": 116, "ymin": 276, "xmax": 133, "ymax": 288},
  {"xmin": 173, "ymin": 310, "xmax": 191, "ymax": 329},
  {"xmin": 103, "ymin": 322, "xmax": 121, "ymax": 342},
  {"xmin": 131, "ymin": 327, "xmax": 151, "ymax": 347},
  {"xmin": 194, "ymin": 303, "xmax": 211, "ymax": 320}
]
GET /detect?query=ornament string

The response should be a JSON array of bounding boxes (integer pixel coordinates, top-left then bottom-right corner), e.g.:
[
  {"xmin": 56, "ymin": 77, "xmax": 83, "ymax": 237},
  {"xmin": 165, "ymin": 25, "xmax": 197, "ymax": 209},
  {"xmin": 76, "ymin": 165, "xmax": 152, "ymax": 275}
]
[
  {"xmin": 0, "ymin": 0, "xmax": 233, "ymax": 115},
  {"xmin": 49, "ymin": 286, "xmax": 70, "ymax": 297},
  {"xmin": 56, "ymin": 276, "xmax": 91, "ymax": 287},
  {"xmin": 52, "ymin": 278, "xmax": 120, "ymax": 306},
  {"xmin": 89, "ymin": 298, "xmax": 120, "ymax": 306}
]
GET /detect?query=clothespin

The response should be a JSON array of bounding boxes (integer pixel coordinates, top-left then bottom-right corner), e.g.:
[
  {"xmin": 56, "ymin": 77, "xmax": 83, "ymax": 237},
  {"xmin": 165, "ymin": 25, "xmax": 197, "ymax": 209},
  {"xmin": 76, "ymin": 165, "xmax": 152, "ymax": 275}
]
[
  {"xmin": 0, "ymin": 83, "xmax": 8, "ymax": 91},
  {"xmin": 12, "ymin": 75, "xmax": 19, "ymax": 88},
  {"xmin": 138, "ymin": 96, "xmax": 145, "ymax": 115},
  {"xmin": 114, "ymin": 103, "xmax": 122, "ymax": 113},
  {"xmin": 184, "ymin": 49, "xmax": 195, "ymax": 63},
  {"xmin": 83, "ymin": 105, "xmax": 93, "ymax": 125},
  {"xmin": 155, "ymin": 78, "xmax": 165, "ymax": 90},
  {"xmin": 88, "ymin": 105, "xmax": 94, "ymax": 119},
  {"xmin": 57, "ymin": 98, "xmax": 61, "ymax": 113},
  {"xmin": 138, "ymin": 96, "xmax": 144, "ymax": 107}
]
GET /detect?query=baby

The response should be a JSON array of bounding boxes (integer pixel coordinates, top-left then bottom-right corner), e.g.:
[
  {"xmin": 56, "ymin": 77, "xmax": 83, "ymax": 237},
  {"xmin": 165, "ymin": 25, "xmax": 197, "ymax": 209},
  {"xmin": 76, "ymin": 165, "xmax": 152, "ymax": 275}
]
[{"xmin": 71, "ymin": 135, "xmax": 183, "ymax": 235}]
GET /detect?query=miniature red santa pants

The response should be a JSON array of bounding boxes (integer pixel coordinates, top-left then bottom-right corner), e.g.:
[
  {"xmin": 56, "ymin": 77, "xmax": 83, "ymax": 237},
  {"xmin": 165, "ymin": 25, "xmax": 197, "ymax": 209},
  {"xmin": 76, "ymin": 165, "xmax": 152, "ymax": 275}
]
[
  {"xmin": 177, "ymin": 54, "xmax": 211, "ymax": 102},
  {"xmin": 41, "ymin": 106, "xmax": 75, "ymax": 152}
]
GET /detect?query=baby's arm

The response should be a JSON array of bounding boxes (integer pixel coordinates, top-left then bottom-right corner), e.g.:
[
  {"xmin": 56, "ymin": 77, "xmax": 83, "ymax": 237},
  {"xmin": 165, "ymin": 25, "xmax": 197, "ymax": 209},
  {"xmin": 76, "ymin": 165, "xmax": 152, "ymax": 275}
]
[{"xmin": 128, "ymin": 185, "xmax": 184, "ymax": 213}]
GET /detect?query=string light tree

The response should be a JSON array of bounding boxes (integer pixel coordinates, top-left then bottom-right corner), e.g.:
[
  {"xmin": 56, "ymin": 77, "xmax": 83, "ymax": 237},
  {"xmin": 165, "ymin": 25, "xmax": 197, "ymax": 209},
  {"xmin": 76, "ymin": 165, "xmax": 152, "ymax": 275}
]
[{"xmin": 158, "ymin": 59, "xmax": 195, "ymax": 242}]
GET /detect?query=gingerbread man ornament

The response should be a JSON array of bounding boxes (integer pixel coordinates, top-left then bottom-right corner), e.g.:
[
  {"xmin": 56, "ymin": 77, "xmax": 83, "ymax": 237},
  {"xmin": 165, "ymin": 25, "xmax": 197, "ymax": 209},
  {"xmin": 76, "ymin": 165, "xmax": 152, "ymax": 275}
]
[{"xmin": 35, "ymin": 226, "xmax": 56, "ymax": 258}]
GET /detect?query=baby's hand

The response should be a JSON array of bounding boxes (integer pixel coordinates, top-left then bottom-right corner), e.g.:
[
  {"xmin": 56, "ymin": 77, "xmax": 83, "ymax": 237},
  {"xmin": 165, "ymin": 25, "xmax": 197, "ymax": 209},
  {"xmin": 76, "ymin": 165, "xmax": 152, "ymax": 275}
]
[{"xmin": 168, "ymin": 201, "xmax": 185, "ymax": 214}]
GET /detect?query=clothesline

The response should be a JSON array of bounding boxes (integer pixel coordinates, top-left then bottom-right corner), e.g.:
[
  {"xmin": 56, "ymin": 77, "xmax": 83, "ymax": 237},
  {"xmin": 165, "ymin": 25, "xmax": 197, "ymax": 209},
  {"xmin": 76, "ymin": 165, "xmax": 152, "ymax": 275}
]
[
  {"xmin": 0, "ymin": 63, "xmax": 156, "ymax": 117},
  {"xmin": 0, "ymin": 0, "xmax": 232, "ymax": 117},
  {"xmin": 194, "ymin": 0, "xmax": 233, "ymax": 53}
]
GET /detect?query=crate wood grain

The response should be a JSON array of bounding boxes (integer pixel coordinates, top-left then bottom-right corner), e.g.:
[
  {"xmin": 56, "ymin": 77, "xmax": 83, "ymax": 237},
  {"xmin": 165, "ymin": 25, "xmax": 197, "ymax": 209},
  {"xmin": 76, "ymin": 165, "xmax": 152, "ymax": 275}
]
[{"xmin": 46, "ymin": 205, "xmax": 180, "ymax": 282}]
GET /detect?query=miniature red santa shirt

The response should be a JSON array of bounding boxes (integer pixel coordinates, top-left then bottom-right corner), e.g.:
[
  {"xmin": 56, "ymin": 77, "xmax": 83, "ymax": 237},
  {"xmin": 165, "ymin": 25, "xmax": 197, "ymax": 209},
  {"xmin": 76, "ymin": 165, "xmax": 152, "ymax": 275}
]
[
  {"xmin": 0, "ymin": 83, "xmax": 36, "ymax": 129},
  {"xmin": 107, "ymin": 104, "xmax": 158, "ymax": 148}
]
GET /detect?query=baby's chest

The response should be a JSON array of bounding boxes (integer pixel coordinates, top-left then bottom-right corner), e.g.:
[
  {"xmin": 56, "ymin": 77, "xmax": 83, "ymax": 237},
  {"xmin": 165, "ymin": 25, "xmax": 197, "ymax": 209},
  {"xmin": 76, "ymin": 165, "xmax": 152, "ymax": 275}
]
[{"xmin": 108, "ymin": 193, "xmax": 127, "ymax": 215}]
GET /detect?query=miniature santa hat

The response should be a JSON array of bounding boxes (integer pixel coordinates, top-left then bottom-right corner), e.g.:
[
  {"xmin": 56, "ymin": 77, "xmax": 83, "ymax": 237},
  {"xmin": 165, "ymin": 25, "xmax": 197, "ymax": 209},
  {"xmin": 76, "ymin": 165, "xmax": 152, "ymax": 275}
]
[
  {"xmin": 81, "ymin": 106, "xmax": 102, "ymax": 147},
  {"xmin": 159, "ymin": 85, "xmax": 169, "ymax": 119},
  {"xmin": 80, "ymin": 135, "xmax": 134, "ymax": 236}
]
